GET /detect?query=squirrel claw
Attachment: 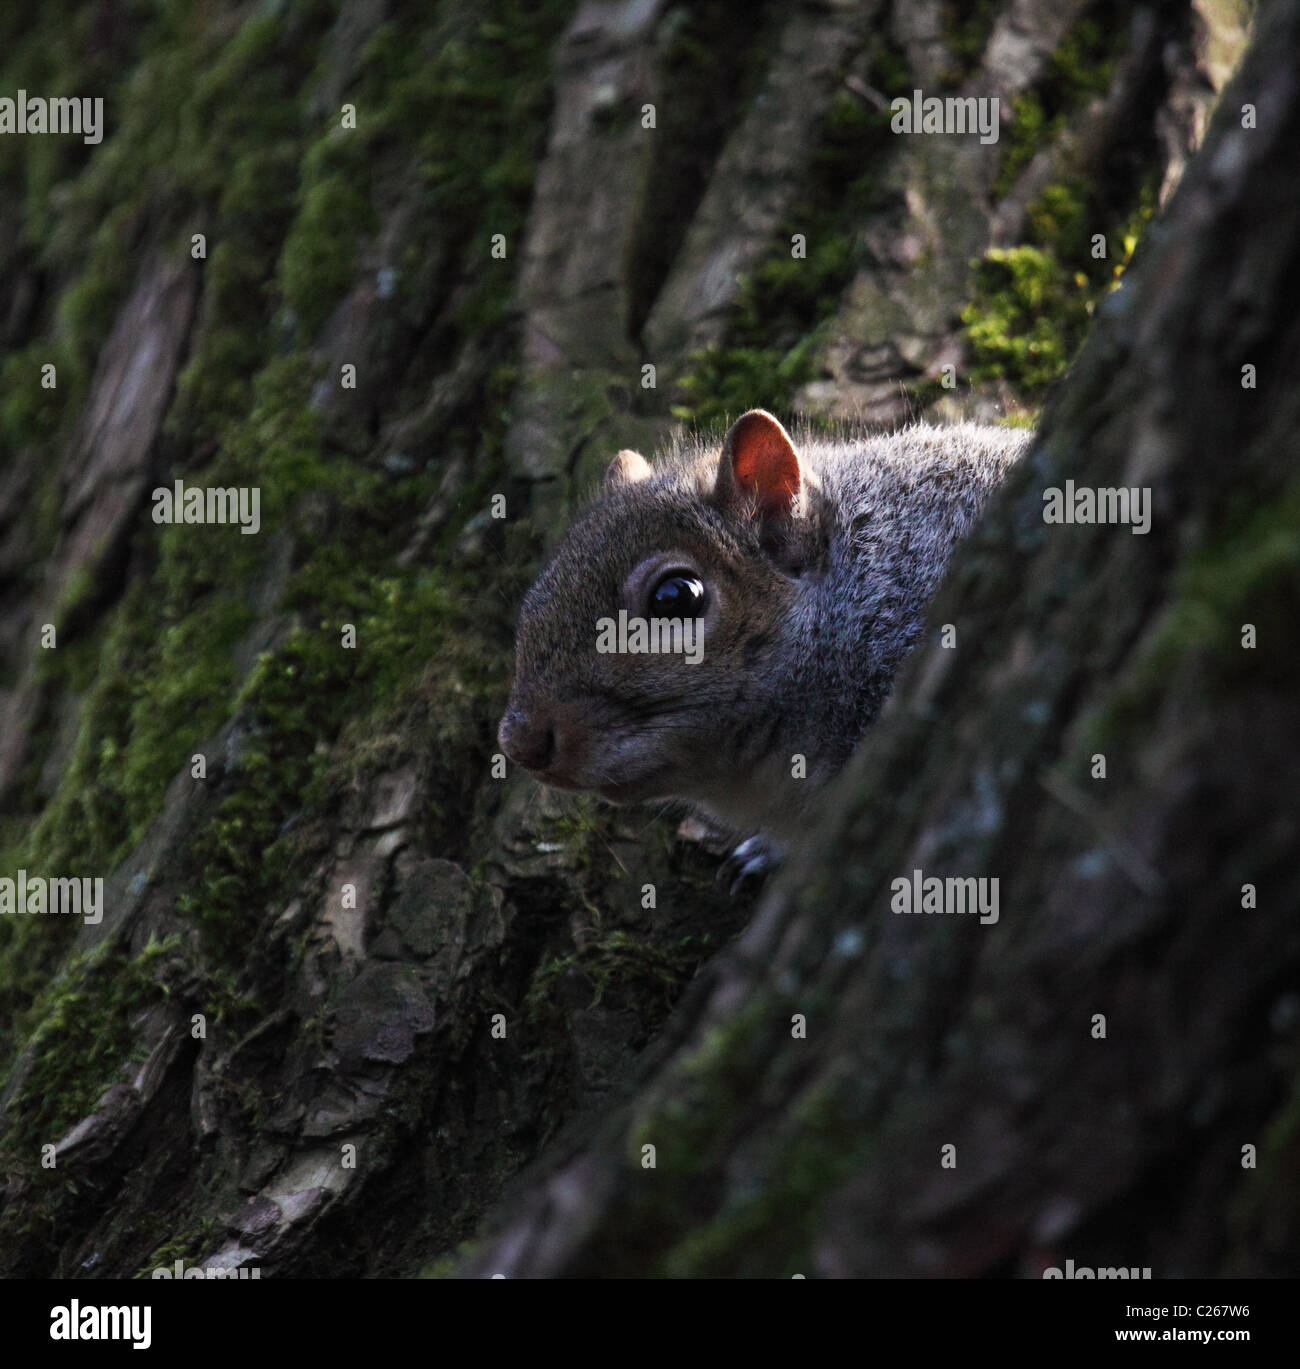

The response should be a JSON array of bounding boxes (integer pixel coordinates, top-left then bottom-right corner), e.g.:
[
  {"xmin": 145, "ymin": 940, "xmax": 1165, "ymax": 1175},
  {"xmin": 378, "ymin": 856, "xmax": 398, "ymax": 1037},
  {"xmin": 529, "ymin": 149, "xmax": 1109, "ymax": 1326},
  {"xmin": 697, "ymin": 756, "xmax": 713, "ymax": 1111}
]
[{"xmin": 717, "ymin": 835, "xmax": 783, "ymax": 895}]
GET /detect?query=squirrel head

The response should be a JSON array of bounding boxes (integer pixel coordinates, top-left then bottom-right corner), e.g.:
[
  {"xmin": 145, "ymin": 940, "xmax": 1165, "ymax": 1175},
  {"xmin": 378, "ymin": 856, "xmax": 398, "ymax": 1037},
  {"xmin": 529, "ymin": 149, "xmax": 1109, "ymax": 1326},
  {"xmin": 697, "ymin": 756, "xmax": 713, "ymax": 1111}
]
[{"xmin": 499, "ymin": 410, "xmax": 819, "ymax": 816}]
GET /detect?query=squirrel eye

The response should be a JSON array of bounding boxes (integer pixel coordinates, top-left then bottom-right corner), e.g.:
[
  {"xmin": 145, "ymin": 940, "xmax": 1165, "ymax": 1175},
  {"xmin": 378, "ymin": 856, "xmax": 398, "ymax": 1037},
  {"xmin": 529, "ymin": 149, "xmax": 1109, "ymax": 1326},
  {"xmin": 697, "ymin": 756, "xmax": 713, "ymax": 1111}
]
[{"xmin": 649, "ymin": 573, "xmax": 707, "ymax": 617}]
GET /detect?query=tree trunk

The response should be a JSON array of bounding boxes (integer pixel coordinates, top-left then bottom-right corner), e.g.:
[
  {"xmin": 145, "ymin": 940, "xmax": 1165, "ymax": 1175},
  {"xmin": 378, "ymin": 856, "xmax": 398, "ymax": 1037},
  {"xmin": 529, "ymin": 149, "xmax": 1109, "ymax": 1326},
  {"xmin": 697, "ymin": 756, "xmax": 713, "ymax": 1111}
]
[
  {"xmin": 0, "ymin": 0, "xmax": 1281, "ymax": 1279},
  {"xmin": 463, "ymin": 0, "xmax": 1300, "ymax": 1277}
]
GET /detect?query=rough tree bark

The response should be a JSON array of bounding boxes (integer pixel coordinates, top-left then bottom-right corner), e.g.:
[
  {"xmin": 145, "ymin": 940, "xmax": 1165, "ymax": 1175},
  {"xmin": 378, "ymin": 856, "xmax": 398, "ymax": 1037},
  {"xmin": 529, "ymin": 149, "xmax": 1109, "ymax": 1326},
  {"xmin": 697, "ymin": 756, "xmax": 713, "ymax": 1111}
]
[
  {"xmin": 463, "ymin": 0, "xmax": 1300, "ymax": 1277},
  {"xmin": 0, "ymin": 0, "xmax": 1275, "ymax": 1279}
]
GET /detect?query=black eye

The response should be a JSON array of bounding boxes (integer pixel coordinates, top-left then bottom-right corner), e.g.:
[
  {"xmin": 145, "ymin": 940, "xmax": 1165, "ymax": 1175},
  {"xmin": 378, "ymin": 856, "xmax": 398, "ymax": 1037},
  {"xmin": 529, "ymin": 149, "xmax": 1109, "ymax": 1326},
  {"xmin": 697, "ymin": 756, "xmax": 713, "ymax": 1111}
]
[{"xmin": 649, "ymin": 573, "xmax": 707, "ymax": 617}]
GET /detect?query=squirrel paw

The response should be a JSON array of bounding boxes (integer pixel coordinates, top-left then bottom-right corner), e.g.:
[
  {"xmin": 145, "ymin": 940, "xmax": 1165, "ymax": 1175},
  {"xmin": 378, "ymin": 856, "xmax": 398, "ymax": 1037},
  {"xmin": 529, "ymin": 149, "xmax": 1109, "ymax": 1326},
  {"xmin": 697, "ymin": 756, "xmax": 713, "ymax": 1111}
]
[{"xmin": 717, "ymin": 835, "xmax": 783, "ymax": 896}]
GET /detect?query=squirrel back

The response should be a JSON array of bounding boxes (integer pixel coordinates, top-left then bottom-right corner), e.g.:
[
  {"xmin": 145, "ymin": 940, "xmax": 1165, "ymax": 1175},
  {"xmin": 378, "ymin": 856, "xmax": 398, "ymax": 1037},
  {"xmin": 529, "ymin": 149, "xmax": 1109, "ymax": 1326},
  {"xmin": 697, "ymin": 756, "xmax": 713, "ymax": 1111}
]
[{"xmin": 500, "ymin": 411, "xmax": 1029, "ymax": 845}]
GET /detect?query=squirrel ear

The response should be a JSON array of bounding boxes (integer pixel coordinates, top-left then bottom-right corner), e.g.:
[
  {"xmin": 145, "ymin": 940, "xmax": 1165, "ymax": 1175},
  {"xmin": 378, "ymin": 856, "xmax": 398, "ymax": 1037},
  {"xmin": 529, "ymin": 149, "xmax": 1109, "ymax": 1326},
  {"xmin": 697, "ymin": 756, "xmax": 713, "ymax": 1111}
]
[
  {"xmin": 716, "ymin": 410, "xmax": 802, "ymax": 518},
  {"xmin": 605, "ymin": 448, "xmax": 653, "ymax": 492}
]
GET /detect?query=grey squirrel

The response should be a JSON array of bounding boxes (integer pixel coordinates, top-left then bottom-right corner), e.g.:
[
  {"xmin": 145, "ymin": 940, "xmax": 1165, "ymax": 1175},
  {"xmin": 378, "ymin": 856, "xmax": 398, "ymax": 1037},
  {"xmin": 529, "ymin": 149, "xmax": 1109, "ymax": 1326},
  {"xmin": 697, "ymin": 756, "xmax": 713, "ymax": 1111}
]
[{"xmin": 499, "ymin": 410, "xmax": 1030, "ymax": 885}]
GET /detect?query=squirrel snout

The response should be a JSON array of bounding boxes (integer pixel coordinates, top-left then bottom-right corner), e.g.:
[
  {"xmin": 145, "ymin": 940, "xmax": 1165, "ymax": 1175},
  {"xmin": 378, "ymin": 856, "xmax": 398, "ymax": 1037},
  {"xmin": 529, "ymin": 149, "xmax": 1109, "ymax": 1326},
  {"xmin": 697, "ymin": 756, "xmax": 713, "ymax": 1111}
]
[{"xmin": 498, "ymin": 708, "xmax": 555, "ymax": 772}]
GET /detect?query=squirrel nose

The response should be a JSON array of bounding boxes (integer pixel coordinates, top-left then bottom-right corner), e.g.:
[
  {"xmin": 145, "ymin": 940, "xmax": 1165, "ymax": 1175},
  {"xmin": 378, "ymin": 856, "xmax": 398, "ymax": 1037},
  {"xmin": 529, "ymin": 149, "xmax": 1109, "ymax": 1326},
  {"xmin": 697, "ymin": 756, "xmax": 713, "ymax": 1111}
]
[{"xmin": 499, "ymin": 708, "xmax": 555, "ymax": 771}]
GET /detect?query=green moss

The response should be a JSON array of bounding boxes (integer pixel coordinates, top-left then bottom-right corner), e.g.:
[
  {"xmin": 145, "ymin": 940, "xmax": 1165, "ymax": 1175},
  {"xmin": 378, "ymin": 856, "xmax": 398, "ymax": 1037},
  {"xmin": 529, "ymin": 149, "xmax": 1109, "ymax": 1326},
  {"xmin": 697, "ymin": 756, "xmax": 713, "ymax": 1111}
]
[
  {"xmin": 992, "ymin": 6, "xmax": 1125, "ymax": 200},
  {"xmin": 0, "ymin": 1, "xmax": 344, "ymax": 907},
  {"xmin": 0, "ymin": 576, "xmax": 228, "ymax": 1050},
  {"xmin": 1082, "ymin": 476, "xmax": 1300, "ymax": 757},
  {"xmin": 526, "ymin": 930, "xmax": 699, "ymax": 1026},
  {"xmin": 565, "ymin": 997, "xmax": 875, "ymax": 1275},
  {"xmin": 0, "ymin": 933, "xmax": 188, "ymax": 1268},
  {"xmin": 659, "ymin": 1082, "xmax": 867, "ymax": 1276},
  {"xmin": 172, "ymin": 631, "xmax": 346, "ymax": 972},
  {"xmin": 1027, "ymin": 177, "xmax": 1152, "ymax": 280},
  {"xmin": 0, "ymin": 384, "xmax": 324, "ymax": 1056},
  {"xmin": 56, "ymin": 203, "xmax": 138, "ymax": 365},
  {"xmin": 902, "ymin": 374, "xmax": 951, "ymax": 412},
  {"xmin": 0, "ymin": 937, "xmax": 178, "ymax": 1159},
  {"xmin": 1146, "ymin": 480, "xmax": 1300, "ymax": 688},
  {"xmin": 17, "ymin": 558, "xmax": 259, "ymax": 877},
  {"xmin": 625, "ymin": 2, "xmax": 781, "ymax": 338},
  {"xmin": 169, "ymin": 234, "xmax": 284, "ymax": 448},
  {"xmin": 162, "ymin": 525, "xmax": 512, "ymax": 989},
  {"xmin": 50, "ymin": 568, "xmax": 99, "ymax": 635},
  {"xmin": 278, "ymin": 160, "xmax": 376, "ymax": 337},
  {"xmin": 966, "ymin": 146, "xmax": 1154, "ymax": 392},
  {"xmin": 939, "ymin": 0, "xmax": 999, "ymax": 80},
  {"xmin": 672, "ymin": 339, "xmax": 823, "ymax": 431},
  {"xmin": 994, "ymin": 91, "xmax": 1051, "ymax": 201},
  {"xmin": 1046, "ymin": 12, "xmax": 1123, "ymax": 106},
  {"xmin": 671, "ymin": 69, "xmax": 899, "ymax": 428},
  {"xmin": 0, "ymin": 0, "xmax": 575, "ymax": 1262},
  {"xmin": 0, "ymin": 4, "xmax": 127, "ymax": 243},
  {"xmin": 628, "ymin": 997, "xmax": 771, "ymax": 1151},
  {"xmin": 105, "ymin": 0, "xmax": 576, "ymax": 988},
  {"xmin": 0, "ymin": 342, "xmax": 77, "ymax": 450},
  {"xmin": 22, "ymin": 594, "xmax": 157, "ymax": 869},
  {"xmin": 122, "ymin": 598, "xmax": 256, "ymax": 803},
  {"xmin": 348, "ymin": 0, "xmax": 575, "ymax": 336},
  {"xmin": 1025, "ymin": 178, "xmax": 1087, "ymax": 257},
  {"xmin": 962, "ymin": 246, "xmax": 1088, "ymax": 389},
  {"xmin": 133, "ymin": 1218, "xmax": 223, "ymax": 1279}
]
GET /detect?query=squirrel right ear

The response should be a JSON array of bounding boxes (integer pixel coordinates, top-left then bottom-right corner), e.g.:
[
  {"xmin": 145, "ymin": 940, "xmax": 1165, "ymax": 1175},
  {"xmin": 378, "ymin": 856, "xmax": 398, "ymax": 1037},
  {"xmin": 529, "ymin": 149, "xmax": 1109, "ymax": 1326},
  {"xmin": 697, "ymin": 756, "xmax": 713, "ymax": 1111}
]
[
  {"xmin": 715, "ymin": 410, "xmax": 802, "ymax": 519},
  {"xmin": 605, "ymin": 449, "xmax": 653, "ymax": 492}
]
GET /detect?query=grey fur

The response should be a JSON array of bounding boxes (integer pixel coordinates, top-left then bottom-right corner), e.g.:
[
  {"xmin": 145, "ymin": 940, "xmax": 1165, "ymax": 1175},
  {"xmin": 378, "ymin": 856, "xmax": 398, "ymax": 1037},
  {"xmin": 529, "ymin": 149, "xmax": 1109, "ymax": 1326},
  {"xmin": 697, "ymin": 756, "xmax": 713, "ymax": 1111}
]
[{"xmin": 501, "ymin": 417, "xmax": 1030, "ymax": 846}]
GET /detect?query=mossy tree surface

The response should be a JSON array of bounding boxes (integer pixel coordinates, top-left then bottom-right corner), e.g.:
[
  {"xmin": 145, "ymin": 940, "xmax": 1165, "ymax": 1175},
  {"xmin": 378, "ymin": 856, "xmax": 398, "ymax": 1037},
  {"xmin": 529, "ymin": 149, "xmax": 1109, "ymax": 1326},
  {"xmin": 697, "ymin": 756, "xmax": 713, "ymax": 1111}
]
[
  {"xmin": 0, "ymin": 0, "xmax": 1261, "ymax": 1277},
  {"xmin": 460, "ymin": 0, "xmax": 1300, "ymax": 1276}
]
